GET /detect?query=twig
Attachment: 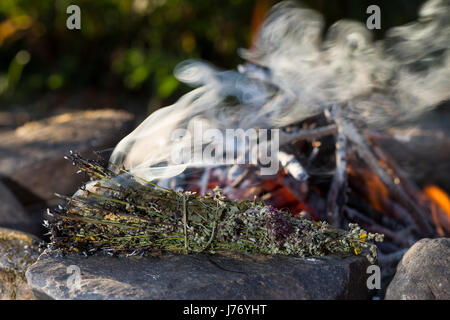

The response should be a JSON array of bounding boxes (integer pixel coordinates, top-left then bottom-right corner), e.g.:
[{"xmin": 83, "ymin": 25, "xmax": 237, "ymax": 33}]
[
  {"xmin": 340, "ymin": 118, "xmax": 435, "ymax": 236},
  {"xmin": 279, "ymin": 124, "xmax": 338, "ymax": 146},
  {"xmin": 279, "ymin": 174, "xmax": 308, "ymax": 203},
  {"xmin": 230, "ymin": 166, "xmax": 253, "ymax": 188},
  {"xmin": 326, "ymin": 117, "xmax": 347, "ymax": 228},
  {"xmin": 199, "ymin": 167, "xmax": 211, "ymax": 194},
  {"xmin": 182, "ymin": 195, "xmax": 188, "ymax": 254},
  {"xmin": 278, "ymin": 151, "xmax": 308, "ymax": 181}
]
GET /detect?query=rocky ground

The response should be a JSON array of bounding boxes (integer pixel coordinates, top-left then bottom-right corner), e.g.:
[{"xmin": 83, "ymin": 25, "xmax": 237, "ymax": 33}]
[
  {"xmin": 0, "ymin": 106, "xmax": 449, "ymax": 300},
  {"xmin": 0, "ymin": 108, "xmax": 135, "ymax": 299},
  {"xmin": 0, "ymin": 227, "xmax": 40, "ymax": 299}
]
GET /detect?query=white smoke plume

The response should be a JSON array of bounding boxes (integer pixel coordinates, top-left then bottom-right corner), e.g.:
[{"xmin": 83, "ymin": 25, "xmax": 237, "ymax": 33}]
[{"xmin": 109, "ymin": 0, "xmax": 450, "ymax": 182}]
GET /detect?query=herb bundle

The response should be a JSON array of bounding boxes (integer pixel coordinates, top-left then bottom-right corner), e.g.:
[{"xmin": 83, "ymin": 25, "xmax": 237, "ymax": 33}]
[{"xmin": 46, "ymin": 153, "xmax": 383, "ymax": 263}]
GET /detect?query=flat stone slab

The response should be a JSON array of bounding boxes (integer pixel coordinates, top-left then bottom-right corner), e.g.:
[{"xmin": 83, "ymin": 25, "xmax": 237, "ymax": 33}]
[
  {"xmin": 26, "ymin": 251, "xmax": 371, "ymax": 300},
  {"xmin": 0, "ymin": 109, "xmax": 134, "ymax": 204}
]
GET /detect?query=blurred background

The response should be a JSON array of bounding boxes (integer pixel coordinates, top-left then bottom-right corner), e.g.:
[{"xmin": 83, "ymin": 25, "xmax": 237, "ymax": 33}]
[{"xmin": 0, "ymin": 0, "xmax": 426, "ymax": 124}]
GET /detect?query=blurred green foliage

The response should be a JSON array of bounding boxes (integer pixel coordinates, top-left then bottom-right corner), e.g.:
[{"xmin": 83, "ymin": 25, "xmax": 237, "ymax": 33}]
[
  {"xmin": 0, "ymin": 0, "xmax": 256, "ymax": 104},
  {"xmin": 0, "ymin": 0, "xmax": 426, "ymax": 109}
]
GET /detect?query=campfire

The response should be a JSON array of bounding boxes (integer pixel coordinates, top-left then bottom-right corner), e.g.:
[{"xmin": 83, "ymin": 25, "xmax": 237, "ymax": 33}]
[
  {"xmin": 166, "ymin": 126, "xmax": 450, "ymax": 252},
  {"xmin": 106, "ymin": 1, "xmax": 449, "ymax": 254}
]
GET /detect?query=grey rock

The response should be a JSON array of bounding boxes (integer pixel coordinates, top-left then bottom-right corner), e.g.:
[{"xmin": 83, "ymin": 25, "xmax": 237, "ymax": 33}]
[
  {"xmin": 26, "ymin": 251, "xmax": 372, "ymax": 300},
  {"xmin": 0, "ymin": 227, "xmax": 40, "ymax": 300},
  {"xmin": 0, "ymin": 182, "xmax": 29, "ymax": 229},
  {"xmin": 385, "ymin": 238, "xmax": 450, "ymax": 300},
  {"xmin": 0, "ymin": 182, "xmax": 41, "ymax": 235},
  {"xmin": 0, "ymin": 109, "xmax": 134, "ymax": 204}
]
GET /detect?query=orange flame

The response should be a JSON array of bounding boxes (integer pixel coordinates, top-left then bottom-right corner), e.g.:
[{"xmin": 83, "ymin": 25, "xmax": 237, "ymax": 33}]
[
  {"xmin": 424, "ymin": 185, "xmax": 450, "ymax": 235},
  {"xmin": 365, "ymin": 171, "xmax": 389, "ymax": 212},
  {"xmin": 424, "ymin": 185, "xmax": 450, "ymax": 217},
  {"xmin": 347, "ymin": 163, "xmax": 389, "ymax": 213}
]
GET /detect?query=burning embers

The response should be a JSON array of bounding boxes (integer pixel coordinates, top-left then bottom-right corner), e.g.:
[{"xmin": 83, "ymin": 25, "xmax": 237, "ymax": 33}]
[{"xmin": 105, "ymin": 0, "xmax": 450, "ymax": 258}]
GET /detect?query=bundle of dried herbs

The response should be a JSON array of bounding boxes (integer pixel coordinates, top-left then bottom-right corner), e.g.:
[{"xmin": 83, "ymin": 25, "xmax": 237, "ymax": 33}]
[{"xmin": 45, "ymin": 152, "xmax": 383, "ymax": 263}]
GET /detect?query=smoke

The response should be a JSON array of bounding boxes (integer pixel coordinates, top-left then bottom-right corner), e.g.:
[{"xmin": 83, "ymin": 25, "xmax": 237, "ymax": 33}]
[{"xmin": 109, "ymin": 0, "xmax": 450, "ymax": 182}]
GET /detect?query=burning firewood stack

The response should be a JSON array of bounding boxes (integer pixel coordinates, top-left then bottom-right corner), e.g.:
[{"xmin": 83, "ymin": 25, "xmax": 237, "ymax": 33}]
[
  {"xmin": 166, "ymin": 114, "xmax": 449, "ymax": 254},
  {"xmin": 142, "ymin": 0, "xmax": 450, "ymax": 264}
]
